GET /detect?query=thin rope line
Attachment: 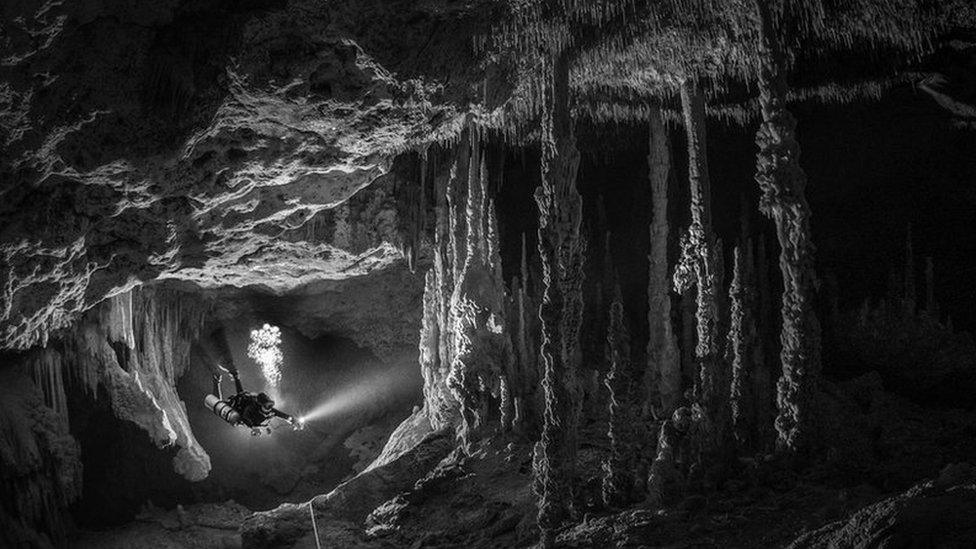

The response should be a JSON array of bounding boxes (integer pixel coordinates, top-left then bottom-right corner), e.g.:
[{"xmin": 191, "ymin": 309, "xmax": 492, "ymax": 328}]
[{"xmin": 309, "ymin": 501, "xmax": 322, "ymax": 549}]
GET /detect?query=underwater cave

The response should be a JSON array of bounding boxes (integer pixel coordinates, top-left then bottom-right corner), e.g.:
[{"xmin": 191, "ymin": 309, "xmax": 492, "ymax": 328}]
[{"xmin": 3, "ymin": 1, "xmax": 976, "ymax": 548}]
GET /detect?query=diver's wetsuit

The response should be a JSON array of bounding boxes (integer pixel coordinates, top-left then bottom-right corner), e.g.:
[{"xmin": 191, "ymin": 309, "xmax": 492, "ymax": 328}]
[
  {"xmin": 199, "ymin": 326, "xmax": 299, "ymax": 431},
  {"xmin": 210, "ymin": 372, "xmax": 294, "ymax": 428}
]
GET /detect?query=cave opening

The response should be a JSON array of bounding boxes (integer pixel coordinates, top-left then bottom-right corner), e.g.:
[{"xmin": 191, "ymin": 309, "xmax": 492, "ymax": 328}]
[
  {"xmin": 178, "ymin": 319, "xmax": 422, "ymax": 511},
  {"xmin": 61, "ymin": 286, "xmax": 423, "ymax": 532}
]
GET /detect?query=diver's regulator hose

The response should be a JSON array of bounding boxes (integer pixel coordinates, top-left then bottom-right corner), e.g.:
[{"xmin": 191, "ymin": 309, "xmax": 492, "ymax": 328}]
[{"xmin": 204, "ymin": 394, "xmax": 241, "ymax": 425}]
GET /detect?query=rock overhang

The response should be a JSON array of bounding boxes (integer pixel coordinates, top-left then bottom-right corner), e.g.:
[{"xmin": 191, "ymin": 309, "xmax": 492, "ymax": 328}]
[
  {"xmin": 3, "ymin": 0, "xmax": 974, "ymax": 352},
  {"xmin": 0, "ymin": 0, "xmax": 486, "ymax": 351}
]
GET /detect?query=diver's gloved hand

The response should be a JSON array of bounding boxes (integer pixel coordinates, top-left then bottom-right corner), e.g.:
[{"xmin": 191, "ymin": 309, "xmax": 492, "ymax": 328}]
[{"xmin": 289, "ymin": 417, "xmax": 306, "ymax": 431}]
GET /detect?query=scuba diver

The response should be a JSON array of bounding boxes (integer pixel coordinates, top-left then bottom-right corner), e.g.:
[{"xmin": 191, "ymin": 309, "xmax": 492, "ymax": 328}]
[{"xmin": 198, "ymin": 326, "xmax": 304, "ymax": 435}]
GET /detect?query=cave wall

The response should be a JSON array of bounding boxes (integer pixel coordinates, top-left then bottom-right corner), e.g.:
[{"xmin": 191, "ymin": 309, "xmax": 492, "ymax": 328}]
[
  {"xmin": 0, "ymin": 0, "xmax": 496, "ymax": 353},
  {"xmin": 0, "ymin": 286, "xmax": 208, "ymax": 546},
  {"xmin": 0, "ymin": 363, "xmax": 81, "ymax": 548},
  {"xmin": 0, "ymin": 269, "xmax": 426, "ymax": 545},
  {"xmin": 178, "ymin": 325, "xmax": 421, "ymax": 509}
]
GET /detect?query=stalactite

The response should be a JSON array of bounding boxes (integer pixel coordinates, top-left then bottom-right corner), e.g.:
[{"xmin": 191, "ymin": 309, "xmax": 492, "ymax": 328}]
[
  {"xmin": 673, "ymin": 79, "xmax": 725, "ymax": 453},
  {"xmin": 1, "ymin": 366, "xmax": 82, "ymax": 549},
  {"xmin": 27, "ymin": 348, "xmax": 69, "ymax": 428},
  {"xmin": 29, "ymin": 287, "xmax": 211, "ymax": 483},
  {"xmin": 448, "ymin": 137, "xmax": 471, "ymax": 287},
  {"xmin": 754, "ymin": 0, "xmax": 823, "ymax": 456},
  {"xmin": 395, "ymin": 152, "xmax": 428, "ymax": 273},
  {"xmin": 727, "ymin": 245, "xmax": 759, "ymax": 450},
  {"xmin": 434, "ymin": 168, "xmax": 455, "ymax": 396},
  {"xmin": 533, "ymin": 51, "xmax": 584, "ymax": 548},
  {"xmin": 646, "ymin": 106, "xmax": 681, "ymax": 415},
  {"xmin": 437, "ymin": 126, "xmax": 516, "ymax": 443},
  {"xmin": 602, "ymin": 280, "xmax": 637, "ymax": 507}
]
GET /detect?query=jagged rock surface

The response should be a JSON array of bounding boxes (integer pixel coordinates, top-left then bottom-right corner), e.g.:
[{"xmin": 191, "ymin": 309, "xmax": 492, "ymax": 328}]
[
  {"xmin": 645, "ymin": 106, "xmax": 680, "ymax": 415},
  {"xmin": 66, "ymin": 288, "xmax": 211, "ymax": 480},
  {"xmin": 0, "ymin": 365, "xmax": 82, "ymax": 549},
  {"xmin": 789, "ymin": 464, "xmax": 976, "ymax": 548},
  {"xmin": 0, "ymin": 0, "xmax": 495, "ymax": 352},
  {"xmin": 754, "ymin": 0, "xmax": 823, "ymax": 455},
  {"xmin": 241, "ymin": 429, "xmax": 455, "ymax": 549}
]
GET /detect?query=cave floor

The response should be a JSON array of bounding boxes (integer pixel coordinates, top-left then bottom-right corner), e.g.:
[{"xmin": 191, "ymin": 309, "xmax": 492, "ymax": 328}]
[
  {"xmin": 72, "ymin": 502, "xmax": 250, "ymax": 549},
  {"xmin": 74, "ymin": 375, "xmax": 976, "ymax": 548}
]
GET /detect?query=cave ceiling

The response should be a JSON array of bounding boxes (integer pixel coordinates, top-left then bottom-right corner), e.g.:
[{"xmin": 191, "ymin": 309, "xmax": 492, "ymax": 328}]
[{"xmin": 2, "ymin": 0, "xmax": 974, "ymax": 351}]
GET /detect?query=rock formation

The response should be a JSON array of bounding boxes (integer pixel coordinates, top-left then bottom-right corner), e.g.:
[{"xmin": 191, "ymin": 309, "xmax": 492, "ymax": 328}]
[
  {"xmin": 727, "ymin": 244, "xmax": 759, "ymax": 450},
  {"xmin": 645, "ymin": 106, "xmax": 681, "ymax": 415},
  {"xmin": 753, "ymin": 0, "xmax": 823, "ymax": 456},
  {"xmin": 2, "ymin": 0, "xmax": 975, "ymax": 547},
  {"xmin": 601, "ymin": 280, "xmax": 637, "ymax": 507},
  {"xmin": 673, "ymin": 79, "xmax": 726, "ymax": 458},
  {"xmin": 532, "ymin": 51, "xmax": 586, "ymax": 548}
]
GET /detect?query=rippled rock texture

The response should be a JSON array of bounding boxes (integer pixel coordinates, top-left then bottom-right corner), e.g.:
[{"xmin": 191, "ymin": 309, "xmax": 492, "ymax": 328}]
[{"xmin": 1, "ymin": 0, "xmax": 496, "ymax": 351}]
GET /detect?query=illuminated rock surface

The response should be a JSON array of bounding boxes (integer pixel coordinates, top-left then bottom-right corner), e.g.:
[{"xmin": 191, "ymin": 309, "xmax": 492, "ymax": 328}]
[{"xmin": 2, "ymin": 1, "xmax": 976, "ymax": 548}]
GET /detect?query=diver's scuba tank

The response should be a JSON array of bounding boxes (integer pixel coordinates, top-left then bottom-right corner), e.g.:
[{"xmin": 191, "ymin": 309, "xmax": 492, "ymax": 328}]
[{"xmin": 204, "ymin": 394, "xmax": 241, "ymax": 425}]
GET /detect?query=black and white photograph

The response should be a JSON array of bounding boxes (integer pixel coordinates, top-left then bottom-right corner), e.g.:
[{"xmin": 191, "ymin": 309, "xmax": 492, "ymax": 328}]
[{"xmin": 2, "ymin": 1, "xmax": 976, "ymax": 547}]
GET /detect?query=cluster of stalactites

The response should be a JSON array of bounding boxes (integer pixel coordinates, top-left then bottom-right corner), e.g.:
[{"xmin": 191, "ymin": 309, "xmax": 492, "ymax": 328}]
[
  {"xmin": 416, "ymin": 125, "xmax": 530, "ymax": 443},
  {"xmin": 396, "ymin": 148, "xmax": 430, "ymax": 274},
  {"xmin": 0, "ymin": 365, "xmax": 82, "ymax": 548},
  {"xmin": 26, "ymin": 348, "xmax": 69, "ymax": 429},
  {"xmin": 466, "ymin": 0, "xmax": 945, "ymax": 137},
  {"xmin": 29, "ymin": 287, "xmax": 213, "ymax": 481}
]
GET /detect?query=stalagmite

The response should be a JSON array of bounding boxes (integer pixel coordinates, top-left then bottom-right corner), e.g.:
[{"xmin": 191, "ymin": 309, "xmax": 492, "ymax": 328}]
[
  {"xmin": 646, "ymin": 106, "xmax": 681, "ymax": 415},
  {"xmin": 27, "ymin": 348, "xmax": 69, "ymax": 428},
  {"xmin": 512, "ymin": 233, "xmax": 538, "ymax": 430},
  {"xmin": 727, "ymin": 245, "xmax": 759, "ymax": 449},
  {"xmin": 421, "ymin": 161, "xmax": 462, "ymax": 431},
  {"xmin": 419, "ymin": 269, "xmax": 456, "ymax": 430},
  {"xmin": 446, "ymin": 128, "xmax": 516, "ymax": 441},
  {"xmin": 0, "ymin": 366, "xmax": 82, "ymax": 548},
  {"xmin": 673, "ymin": 79, "xmax": 725, "ymax": 448},
  {"xmin": 602, "ymin": 280, "xmax": 637, "ymax": 507},
  {"xmin": 754, "ymin": 0, "xmax": 823, "ymax": 455},
  {"xmin": 402, "ymin": 128, "xmax": 519, "ymax": 443},
  {"xmin": 533, "ymin": 51, "xmax": 585, "ymax": 548}
]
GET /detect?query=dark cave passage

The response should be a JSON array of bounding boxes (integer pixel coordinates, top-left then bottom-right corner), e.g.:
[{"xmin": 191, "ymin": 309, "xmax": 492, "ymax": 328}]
[
  {"xmin": 178, "ymin": 320, "xmax": 422, "ymax": 511},
  {"xmin": 63, "ymin": 292, "xmax": 422, "ymax": 531}
]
